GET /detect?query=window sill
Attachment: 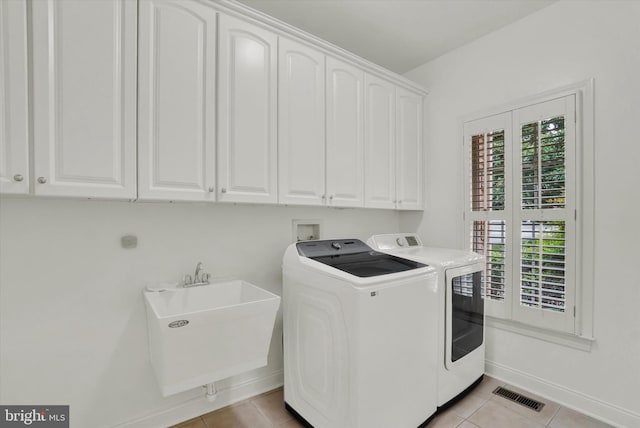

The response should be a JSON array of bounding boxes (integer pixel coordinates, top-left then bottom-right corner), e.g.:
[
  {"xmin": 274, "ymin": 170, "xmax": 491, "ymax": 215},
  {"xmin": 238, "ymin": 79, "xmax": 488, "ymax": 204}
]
[{"xmin": 486, "ymin": 316, "xmax": 595, "ymax": 352}]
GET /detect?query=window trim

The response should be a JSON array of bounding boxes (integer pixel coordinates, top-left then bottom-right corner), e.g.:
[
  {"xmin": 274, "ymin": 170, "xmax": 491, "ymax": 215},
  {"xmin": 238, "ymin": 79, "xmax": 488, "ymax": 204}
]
[
  {"xmin": 460, "ymin": 79, "xmax": 595, "ymax": 343},
  {"xmin": 486, "ymin": 316, "xmax": 595, "ymax": 352}
]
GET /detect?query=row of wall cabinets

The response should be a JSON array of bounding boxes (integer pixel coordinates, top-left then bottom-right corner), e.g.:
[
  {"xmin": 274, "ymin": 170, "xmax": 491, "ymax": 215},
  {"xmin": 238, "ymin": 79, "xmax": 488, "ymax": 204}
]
[{"xmin": 0, "ymin": 0, "xmax": 424, "ymax": 210}]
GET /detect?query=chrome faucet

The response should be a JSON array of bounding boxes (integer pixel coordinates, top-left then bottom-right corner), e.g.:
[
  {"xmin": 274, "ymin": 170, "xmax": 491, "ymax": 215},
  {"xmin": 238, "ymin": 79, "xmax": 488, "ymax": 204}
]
[
  {"xmin": 194, "ymin": 262, "xmax": 204, "ymax": 282},
  {"xmin": 182, "ymin": 262, "xmax": 210, "ymax": 287}
]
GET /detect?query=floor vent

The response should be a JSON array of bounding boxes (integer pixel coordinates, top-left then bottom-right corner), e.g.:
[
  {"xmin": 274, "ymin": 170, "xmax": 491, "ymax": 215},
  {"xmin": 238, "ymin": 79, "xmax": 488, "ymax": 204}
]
[{"xmin": 492, "ymin": 387, "xmax": 545, "ymax": 412}]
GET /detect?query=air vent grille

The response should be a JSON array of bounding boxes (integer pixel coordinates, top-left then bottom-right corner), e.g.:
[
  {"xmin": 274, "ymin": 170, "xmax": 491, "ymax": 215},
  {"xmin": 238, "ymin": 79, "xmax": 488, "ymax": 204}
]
[{"xmin": 493, "ymin": 386, "xmax": 545, "ymax": 412}]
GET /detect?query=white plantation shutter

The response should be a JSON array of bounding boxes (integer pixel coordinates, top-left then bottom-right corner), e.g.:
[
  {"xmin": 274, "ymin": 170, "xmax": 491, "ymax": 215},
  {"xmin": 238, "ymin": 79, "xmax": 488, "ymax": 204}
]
[
  {"xmin": 464, "ymin": 113, "xmax": 513, "ymax": 319},
  {"xmin": 464, "ymin": 95, "xmax": 577, "ymax": 333},
  {"xmin": 512, "ymin": 95, "xmax": 576, "ymax": 333}
]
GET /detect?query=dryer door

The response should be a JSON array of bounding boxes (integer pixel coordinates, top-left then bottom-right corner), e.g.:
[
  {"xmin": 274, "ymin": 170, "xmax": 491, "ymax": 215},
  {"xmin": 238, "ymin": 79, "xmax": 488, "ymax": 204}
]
[{"xmin": 445, "ymin": 263, "xmax": 485, "ymax": 369}]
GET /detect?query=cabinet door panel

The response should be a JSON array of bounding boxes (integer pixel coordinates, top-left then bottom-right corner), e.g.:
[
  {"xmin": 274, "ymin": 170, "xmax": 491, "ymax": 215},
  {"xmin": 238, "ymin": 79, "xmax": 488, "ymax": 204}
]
[
  {"xmin": 0, "ymin": 0, "xmax": 29, "ymax": 194},
  {"xmin": 138, "ymin": 0, "xmax": 216, "ymax": 201},
  {"xmin": 278, "ymin": 37, "xmax": 325, "ymax": 205},
  {"xmin": 364, "ymin": 74, "xmax": 396, "ymax": 209},
  {"xmin": 218, "ymin": 14, "xmax": 277, "ymax": 203},
  {"xmin": 326, "ymin": 57, "xmax": 364, "ymax": 208},
  {"xmin": 396, "ymin": 88, "xmax": 423, "ymax": 210},
  {"xmin": 32, "ymin": 0, "xmax": 137, "ymax": 198}
]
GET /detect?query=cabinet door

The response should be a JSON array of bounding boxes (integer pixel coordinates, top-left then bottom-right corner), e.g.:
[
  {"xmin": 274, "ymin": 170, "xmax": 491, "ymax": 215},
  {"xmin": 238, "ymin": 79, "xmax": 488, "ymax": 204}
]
[
  {"xmin": 218, "ymin": 14, "xmax": 277, "ymax": 203},
  {"xmin": 326, "ymin": 57, "xmax": 364, "ymax": 207},
  {"xmin": 31, "ymin": 0, "xmax": 137, "ymax": 199},
  {"xmin": 278, "ymin": 37, "xmax": 325, "ymax": 206},
  {"xmin": 364, "ymin": 74, "xmax": 396, "ymax": 209},
  {"xmin": 396, "ymin": 87, "xmax": 424, "ymax": 210},
  {"xmin": 0, "ymin": 0, "xmax": 29, "ymax": 194},
  {"xmin": 138, "ymin": 0, "xmax": 216, "ymax": 201}
]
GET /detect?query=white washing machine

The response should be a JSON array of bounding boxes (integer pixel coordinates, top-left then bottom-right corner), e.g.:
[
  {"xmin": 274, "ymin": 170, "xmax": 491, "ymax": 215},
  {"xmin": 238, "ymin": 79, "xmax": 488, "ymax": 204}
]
[
  {"xmin": 367, "ymin": 234, "xmax": 486, "ymax": 408},
  {"xmin": 283, "ymin": 239, "xmax": 439, "ymax": 428}
]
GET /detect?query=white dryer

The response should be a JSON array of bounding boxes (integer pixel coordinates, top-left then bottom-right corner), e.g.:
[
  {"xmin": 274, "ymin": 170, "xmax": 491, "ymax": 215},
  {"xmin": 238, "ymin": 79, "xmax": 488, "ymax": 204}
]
[
  {"xmin": 283, "ymin": 239, "xmax": 438, "ymax": 428},
  {"xmin": 367, "ymin": 234, "xmax": 485, "ymax": 408}
]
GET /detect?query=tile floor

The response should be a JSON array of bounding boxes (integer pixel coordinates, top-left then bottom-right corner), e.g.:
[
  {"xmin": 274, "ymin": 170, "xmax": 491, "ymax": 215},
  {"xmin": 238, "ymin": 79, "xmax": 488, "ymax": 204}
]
[{"xmin": 169, "ymin": 376, "xmax": 613, "ymax": 428}]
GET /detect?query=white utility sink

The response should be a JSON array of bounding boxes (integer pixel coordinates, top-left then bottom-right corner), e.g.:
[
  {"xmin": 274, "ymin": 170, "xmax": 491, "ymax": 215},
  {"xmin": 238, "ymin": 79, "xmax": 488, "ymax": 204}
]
[{"xmin": 144, "ymin": 279, "xmax": 280, "ymax": 397}]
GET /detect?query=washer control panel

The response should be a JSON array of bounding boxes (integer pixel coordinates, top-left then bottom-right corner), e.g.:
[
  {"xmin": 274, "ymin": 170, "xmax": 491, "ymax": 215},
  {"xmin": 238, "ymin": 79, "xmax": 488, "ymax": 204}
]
[{"xmin": 297, "ymin": 239, "xmax": 371, "ymax": 257}]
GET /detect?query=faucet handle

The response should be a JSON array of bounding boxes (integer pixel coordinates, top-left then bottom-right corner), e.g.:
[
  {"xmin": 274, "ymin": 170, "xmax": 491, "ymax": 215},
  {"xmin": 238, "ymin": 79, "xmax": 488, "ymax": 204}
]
[
  {"xmin": 201, "ymin": 273, "xmax": 210, "ymax": 284},
  {"xmin": 183, "ymin": 274, "xmax": 193, "ymax": 286}
]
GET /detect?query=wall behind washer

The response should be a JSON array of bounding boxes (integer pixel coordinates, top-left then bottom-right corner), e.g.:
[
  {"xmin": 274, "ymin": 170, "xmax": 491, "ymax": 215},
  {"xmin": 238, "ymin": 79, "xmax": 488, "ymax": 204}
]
[
  {"xmin": 0, "ymin": 198, "xmax": 400, "ymax": 427},
  {"xmin": 401, "ymin": 1, "xmax": 640, "ymax": 426}
]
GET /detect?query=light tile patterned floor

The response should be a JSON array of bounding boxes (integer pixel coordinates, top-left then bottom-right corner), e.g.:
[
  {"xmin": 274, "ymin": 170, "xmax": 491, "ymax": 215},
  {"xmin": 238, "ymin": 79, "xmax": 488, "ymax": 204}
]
[{"xmin": 169, "ymin": 376, "xmax": 613, "ymax": 428}]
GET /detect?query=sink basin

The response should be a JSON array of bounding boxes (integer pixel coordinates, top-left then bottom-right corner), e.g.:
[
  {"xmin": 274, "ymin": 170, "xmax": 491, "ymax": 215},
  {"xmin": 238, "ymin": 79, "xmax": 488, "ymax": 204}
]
[{"xmin": 144, "ymin": 279, "xmax": 280, "ymax": 397}]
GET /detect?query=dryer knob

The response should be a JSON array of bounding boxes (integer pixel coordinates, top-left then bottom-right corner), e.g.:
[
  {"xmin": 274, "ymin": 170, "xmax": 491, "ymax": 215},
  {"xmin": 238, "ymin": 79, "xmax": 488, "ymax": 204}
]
[{"xmin": 331, "ymin": 242, "xmax": 342, "ymax": 250}]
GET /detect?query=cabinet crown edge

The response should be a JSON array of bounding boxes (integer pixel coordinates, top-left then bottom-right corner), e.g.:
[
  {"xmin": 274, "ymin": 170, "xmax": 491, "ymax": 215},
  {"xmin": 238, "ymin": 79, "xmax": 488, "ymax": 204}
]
[{"xmin": 209, "ymin": 0, "xmax": 428, "ymax": 96}]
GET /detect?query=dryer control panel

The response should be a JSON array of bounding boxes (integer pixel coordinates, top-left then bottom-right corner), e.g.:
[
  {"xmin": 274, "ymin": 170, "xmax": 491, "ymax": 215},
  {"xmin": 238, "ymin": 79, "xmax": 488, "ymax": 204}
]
[{"xmin": 368, "ymin": 233, "xmax": 423, "ymax": 250}]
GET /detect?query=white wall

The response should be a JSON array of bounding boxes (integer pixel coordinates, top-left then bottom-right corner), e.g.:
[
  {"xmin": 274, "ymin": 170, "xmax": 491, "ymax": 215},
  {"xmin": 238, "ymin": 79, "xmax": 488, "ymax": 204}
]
[
  {"xmin": 402, "ymin": 1, "xmax": 640, "ymax": 427},
  {"xmin": 0, "ymin": 198, "xmax": 400, "ymax": 427}
]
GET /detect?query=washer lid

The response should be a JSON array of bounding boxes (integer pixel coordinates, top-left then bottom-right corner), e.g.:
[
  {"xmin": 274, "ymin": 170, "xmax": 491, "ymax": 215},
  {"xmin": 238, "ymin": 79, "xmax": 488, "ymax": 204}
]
[{"xmin": 297, "ymin": 239, "xmax": 427, "ymax": 278}]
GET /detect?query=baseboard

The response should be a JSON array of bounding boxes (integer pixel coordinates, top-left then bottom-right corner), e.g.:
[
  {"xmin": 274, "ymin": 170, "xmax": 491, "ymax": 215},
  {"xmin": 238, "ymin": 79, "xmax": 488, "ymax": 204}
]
[
  {"xmin": 485, "ymin": 360, "xmax": 640, "ymax": 428},
  {"xmin": 113, "ymin": 370, "xmax": 284, "ymax": 428}
]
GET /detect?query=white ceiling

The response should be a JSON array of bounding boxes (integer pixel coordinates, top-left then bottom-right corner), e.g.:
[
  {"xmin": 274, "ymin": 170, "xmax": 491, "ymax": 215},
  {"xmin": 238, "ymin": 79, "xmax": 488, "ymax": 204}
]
[{"xmin": 235, "ymin": 0, "xmax": 557, "ymax": 74}]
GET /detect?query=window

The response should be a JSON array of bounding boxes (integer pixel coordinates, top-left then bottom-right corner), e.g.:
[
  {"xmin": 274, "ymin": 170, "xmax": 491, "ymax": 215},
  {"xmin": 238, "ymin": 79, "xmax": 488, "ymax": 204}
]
[{"xmin": 463, "ymin": 89, "xmax": 590, "ymax": 337}]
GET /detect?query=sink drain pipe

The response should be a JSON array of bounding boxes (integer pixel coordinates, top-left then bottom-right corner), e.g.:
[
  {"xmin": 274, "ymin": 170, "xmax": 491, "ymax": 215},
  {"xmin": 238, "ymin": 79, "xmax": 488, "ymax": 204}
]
[{"xmin": 205, "ymin": 383, "xmax": 217, "ymax": 402}]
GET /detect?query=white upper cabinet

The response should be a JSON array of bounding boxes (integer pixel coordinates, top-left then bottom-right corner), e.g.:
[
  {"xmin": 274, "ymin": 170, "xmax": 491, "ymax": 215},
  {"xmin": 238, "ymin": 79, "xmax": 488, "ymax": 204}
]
[
  {"xmin": 278, "ymin": 37, "xmax": 325, "ymax": 206},
  {"xmin": 31, "ymin": 0, "xmax": 137, "ymax": 199},
  {"xmin": 218, "ymin": 14, "xmax": 278, "ymax": 204},
  {"xmin": 5, "ymin": 0, "xmax": 424, "ymax": 207},
  {"xmin": 0, "ymin": 0, "xmax": 29, "ymax": 195},
  {"xmin": 364, "ymin": 74, "xmax": 396, "ymax": 209},
  {"xmin": 326, "ymin": 57, "xmax": 364, "ymax": 208},
  {"xmin": 138, "ymin": 0, "xmax": 216, "ymax": 201},
  {"xmin": 396, "ymin": 87, "xmax": 424, "ymax": 210}
]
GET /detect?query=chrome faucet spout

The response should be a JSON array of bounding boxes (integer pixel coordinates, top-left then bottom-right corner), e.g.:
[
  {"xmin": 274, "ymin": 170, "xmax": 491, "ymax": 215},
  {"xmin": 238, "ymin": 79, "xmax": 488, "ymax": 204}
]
[
  {"xmin": 194, "ymin": 262, "xmax": 204, "ymax": 283},
  {"xmin": 182, "ymin": 262, "xmax": 210, "ymax": 288}
]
